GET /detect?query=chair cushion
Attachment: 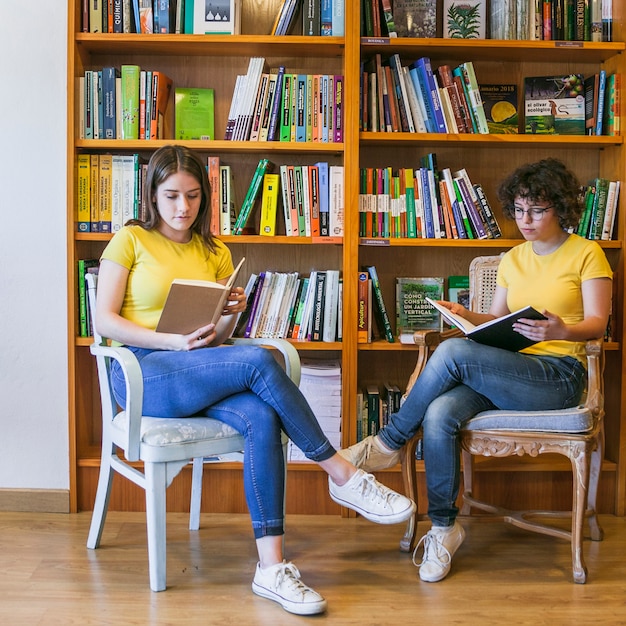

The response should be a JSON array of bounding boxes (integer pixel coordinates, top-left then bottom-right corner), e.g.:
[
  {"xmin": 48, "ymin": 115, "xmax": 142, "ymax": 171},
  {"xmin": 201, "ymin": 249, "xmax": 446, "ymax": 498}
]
[
  {"xmin": 462, "ymin": 406, "xmax": 594, "ymax": 434},
  {"xmin": 112, "ymin": 414, "xmax": 241, "ymax": 446}
]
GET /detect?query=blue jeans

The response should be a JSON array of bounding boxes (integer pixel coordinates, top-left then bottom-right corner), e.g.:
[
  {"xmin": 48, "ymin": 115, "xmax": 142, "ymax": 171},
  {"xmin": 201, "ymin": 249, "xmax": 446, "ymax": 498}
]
[
  {"xmin": 378, "ymin": 338, "xmax": 586, "ymax": 527},
  {"xmin": 111, "ymin": 344, "xmax": 335, "ymax": 539}
]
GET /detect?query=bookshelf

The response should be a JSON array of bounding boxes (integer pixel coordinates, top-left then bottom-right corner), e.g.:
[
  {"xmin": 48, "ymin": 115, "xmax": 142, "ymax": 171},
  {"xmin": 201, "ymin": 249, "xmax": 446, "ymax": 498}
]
[{"xmin": 67, "ymin": 1, "xmax": 626, "ymax": 518}]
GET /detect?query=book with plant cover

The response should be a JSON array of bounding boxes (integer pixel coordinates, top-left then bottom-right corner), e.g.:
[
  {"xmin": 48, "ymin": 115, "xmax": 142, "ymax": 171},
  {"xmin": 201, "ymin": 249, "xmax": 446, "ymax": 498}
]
[
  {"xmin": 426, "ymin": 297, "xmax": 547, "ymax": 351},
  {"xmin": 443, "ymin": 0, "xmax": 486, "ymax": 38},
  {"xmin": 156, "ymin": 257, "xmax": 246, "ymax": 335}
]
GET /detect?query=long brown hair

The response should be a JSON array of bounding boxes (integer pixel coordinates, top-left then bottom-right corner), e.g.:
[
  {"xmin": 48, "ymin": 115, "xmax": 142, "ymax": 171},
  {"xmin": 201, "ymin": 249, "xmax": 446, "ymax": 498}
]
[{"xmin": 126, "ymin": 145, "xmax": 217, "ymax": 253}]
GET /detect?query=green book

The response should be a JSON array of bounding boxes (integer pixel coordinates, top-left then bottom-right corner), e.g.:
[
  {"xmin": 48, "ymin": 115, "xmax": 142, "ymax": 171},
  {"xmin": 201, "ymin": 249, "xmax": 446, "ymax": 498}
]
[
  {"xmin": 396, "ymin": 276, "xmax": 444, "ymax": 342},
  {"xmin": 174, "ymin": 87, "xmax": 215, "ymax": 140},
  {"xmin": 233, "ymin": 159, "xmax": 272, "ymax": 235},
  {"xmin": 120, "ymin": 64, "xmax": 140, "ymax": 140}
]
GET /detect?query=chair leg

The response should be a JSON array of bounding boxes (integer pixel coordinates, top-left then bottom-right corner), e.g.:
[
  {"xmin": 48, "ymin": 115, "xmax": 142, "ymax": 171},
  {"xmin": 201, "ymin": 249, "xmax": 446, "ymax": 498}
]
[
  {"xmin": 570, "ymin": 447, "xmax": 590, "ymax": 584},
  {"xmin": 86, "ymin": 450, "xmax": 115, "ymax": 550},
  {"xmin": 145, "ymin": 462, "xmax": 168, "ymax": 592},
  {"xmin": 189, "ymin": 457, "xmax": 204, "ymax": 531},
  {"xmin": 399, "ymin": 434, "xmax": 420, "ymax": 552},
  {"xmin": 586, "ymin": 428, "xmax": 604, "ymax": 542},
  {"xmin": 460, "ymin": 449, "xmax": 474, "ymax": 515}
]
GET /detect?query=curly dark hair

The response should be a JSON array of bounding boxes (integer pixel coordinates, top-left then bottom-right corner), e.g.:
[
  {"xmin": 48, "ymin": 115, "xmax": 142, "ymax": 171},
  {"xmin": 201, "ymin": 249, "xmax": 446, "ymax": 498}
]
[
  {"xmin": 126, "ymin": 145, "xmax": 217, "ymax": 254},
  {"xmin": 497, "ymin": 158, "xmax": 583, "ymax": 230}
]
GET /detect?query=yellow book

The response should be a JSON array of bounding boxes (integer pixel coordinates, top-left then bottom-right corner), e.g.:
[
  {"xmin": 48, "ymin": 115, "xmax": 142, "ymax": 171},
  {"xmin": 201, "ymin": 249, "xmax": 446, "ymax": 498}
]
[
  {"xmin": 89, "ymin": 154, "xmax": 100, "ymax": 232},
  {"xmin": 76, "ymin": 154, "xmax": 91, "ymax": 232},
  {"xmin": 98, "ymin": 153, "xmax": 113, "ymax": 233},
  {"xmin": 259, "ymin": 173, "xmax": 280, "ymax": 236}
]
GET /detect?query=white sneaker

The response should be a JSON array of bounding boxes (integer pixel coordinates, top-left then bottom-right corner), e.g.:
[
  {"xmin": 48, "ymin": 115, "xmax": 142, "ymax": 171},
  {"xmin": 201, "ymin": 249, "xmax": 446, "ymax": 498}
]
[
  {"xmin": 338, "ymin": 435, "xmax": 401, "ymax": 472},
  {"xmin": 412, "ymin": 521, "xmax": 465, "ymax": 582},
  {"xmin": 252, "ymin": 561, "xmax": 327, "ymax": 615},
  {"xmin": 329, "ymin": 468, "xmax": 416, "ymax": 524}
]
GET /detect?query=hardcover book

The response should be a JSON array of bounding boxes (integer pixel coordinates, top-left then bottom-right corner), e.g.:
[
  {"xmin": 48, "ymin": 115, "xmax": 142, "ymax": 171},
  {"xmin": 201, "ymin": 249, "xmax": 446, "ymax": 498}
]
[
  {"xmin": 396, "ymin": 277, "xmax": 444, "ymax": 341},
  {"xmin": 426, "ymin": 298, "xmax": 548, "ymax": 352},
  {"xmin": 156, "ymin": 257, "xmax": 245, "ymax": 335},
  {"xmin": 447, "ymin": 275, "xmax": 470, "ymax": 308},
  {"xmin": 392, "ymin": 0, "xmax": 438, "ymax": 38},
  {"xmin": 479, "ymin": 84, "xmax": 519, "ymax": 134},
  {"xmin": 366, "ymin": 265, "xmax": 394, "ymax": 343},
  {"xmin": 524, "ymin": 74, "xmax": 585, "ymax": 135},
  {"xmin": 175, "ymin": 87, "xmax": 215, "ymax": 140}
]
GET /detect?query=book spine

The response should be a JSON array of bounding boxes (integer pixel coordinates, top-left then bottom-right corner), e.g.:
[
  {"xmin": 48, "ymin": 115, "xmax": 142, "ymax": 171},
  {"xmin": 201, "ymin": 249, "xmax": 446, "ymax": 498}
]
[
  {"xmin": 415, "ymin": 57, "xmax": 447, "ymax": 133},
  {"xmin": 595, "ymin": 69, "xmax": 607, "ymax": 135},
  {"xmin": 333, "ymin": 75, "xmax": 344, "ymax": 142},
  {"xmin": 317, "ymin": 161, "xmax": 330, "ymax": 236},
  {"xmin": 473, "ymin": 183, "xmax": 502, "ymax": 237},
  {"xmin": 120, "ymin": 65, "xmax": 140, "ymax": 139},
  {"xmin": 98, "ymin": 153, "xmax": 113, "ymax": 233},
  {"xmin": 207, "ymin": 155, "xmax": 220, "ymax": 235},
  {"xmin": 259, "ymin": 173, "xmax": 280, "ymax": 236},
  {"xmin": 267, "ymin": 66, "xmax": 285, "ymax": 141},
  {"xmin": 76, "ymin": 154, "xmax": 91, "ymax": 232},
  {"xmin": 357, "ymin": 271, "xmax": 370, "ymax": 343},
  {"xmin": 311, "ymin": 271, "xmax": 327, "ymax": 341},
  {"xmin": 455, "ymin": 176, "xmax": 487, "ymax": 239},
  {"xmin": 366, "ymin": 265, "xmax": 394, "ymax": 343}
]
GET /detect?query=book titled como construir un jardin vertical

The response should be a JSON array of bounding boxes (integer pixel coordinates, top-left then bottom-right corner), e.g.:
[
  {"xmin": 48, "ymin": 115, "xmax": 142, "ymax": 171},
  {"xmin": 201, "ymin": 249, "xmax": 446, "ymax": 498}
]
[{"xmin": 396, "ymin": 276, "xmax": 444, "ymax": 344}]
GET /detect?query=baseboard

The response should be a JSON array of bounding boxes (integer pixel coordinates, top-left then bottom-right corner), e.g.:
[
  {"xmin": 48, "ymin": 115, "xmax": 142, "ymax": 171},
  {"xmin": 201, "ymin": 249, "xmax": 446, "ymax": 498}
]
[{"xmin": 0, "ymin": 489, "xmax": 70, "ymax": 513}]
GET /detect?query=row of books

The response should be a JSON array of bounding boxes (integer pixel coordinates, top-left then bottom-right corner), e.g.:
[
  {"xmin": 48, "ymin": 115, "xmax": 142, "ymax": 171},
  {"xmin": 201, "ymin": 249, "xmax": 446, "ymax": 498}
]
[
  {"xmin": 76, "ymin": 153, "xmax": 146, "ymax": 233},
  {"xmin": 82, "ymin": 0, "xmax": 241, "ymax": 35},
  {"xmin": 359, "ymin": 159, "xmax": 502, "ymax": 241},
  {"xmin": 79, "ymin": 65, "xmax": 173, "ymax": 140},
  {"xmin": 491, "ymin": 0, "xmax": 613, "ymax": 42},
  {"xmin": 356, "ymin": 382, "xmax": 402, "ymax": 441},
  {"xmin": 273, "ymin": 0, "xmax": 345, "ymax": 36},
  {"xmin": 289, "ymin": 358, "xmax": 342, "ymax": 460},
  {"xmin": 235, "ymin": 270, "xmax": 343, "ymax": 343},
  {"xmin": 225, "ymin": 57, "xmax": 344, "ymax": 143},
  {"xmin": 362, "ymin": 0, "xmax": 614, "ymax": 43},
  {"xmin": 525, "ymin": 71, "xmax": 621, "ymax": 136},
  {"xmin": 576, "ymin": 178, "xmax": 620, "ymax": 241},
  {"xmin": 361, "ymin": 55, "xmax": 489, "ymax": 135}
]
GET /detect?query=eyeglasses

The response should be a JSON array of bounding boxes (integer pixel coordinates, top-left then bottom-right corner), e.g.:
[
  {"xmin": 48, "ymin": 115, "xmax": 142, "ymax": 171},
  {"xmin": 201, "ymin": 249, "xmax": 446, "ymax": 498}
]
[{"xmin": 513, "ymin": 206, "xmax": 553, "ymax": 221}]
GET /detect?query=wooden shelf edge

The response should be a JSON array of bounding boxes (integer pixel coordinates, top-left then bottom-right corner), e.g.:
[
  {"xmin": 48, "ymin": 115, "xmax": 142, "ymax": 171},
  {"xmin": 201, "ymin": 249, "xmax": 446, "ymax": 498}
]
[
  {"xmin": 360, "ymin": 132, "xmax": 623, "ymax": 148},
  {"xmin": 74, "ymin": 33, "xmax": 345, "ymax": 58}
]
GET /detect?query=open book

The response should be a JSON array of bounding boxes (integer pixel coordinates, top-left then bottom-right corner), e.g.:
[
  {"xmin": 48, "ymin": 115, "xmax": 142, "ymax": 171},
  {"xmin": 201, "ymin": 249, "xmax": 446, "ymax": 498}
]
[
  {"xmin": 156, "ymin": 257, "xmax": 245, "ymax": 335},
  {"xmin": 425, "ymin": 297, "xmax": 547, "ymax": 352}
]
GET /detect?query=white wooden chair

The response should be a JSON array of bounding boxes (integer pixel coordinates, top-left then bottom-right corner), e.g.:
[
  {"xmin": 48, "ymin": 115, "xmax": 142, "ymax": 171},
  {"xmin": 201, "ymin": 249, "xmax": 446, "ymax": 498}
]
[
  {"xmin": 399, "ymin": 255, "xmax": 605, "ymax": 583},
  {"xmin": 85, "ymin": 272, "xmax": 298, "ymax": 591}
]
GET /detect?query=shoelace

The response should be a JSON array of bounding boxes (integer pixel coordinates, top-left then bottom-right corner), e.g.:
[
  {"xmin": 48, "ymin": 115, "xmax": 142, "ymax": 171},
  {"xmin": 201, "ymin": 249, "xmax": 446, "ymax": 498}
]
[
  {"xmin": 353, "ymin": 472, "xmax": 397, "ymax": 509},
  {"xmin": 412, "ymin": 531, "xmax": 451, "ymax": 569},
  {"xmin": 273, "ymin": 562, "xmax": 314, "ymax": 598}
]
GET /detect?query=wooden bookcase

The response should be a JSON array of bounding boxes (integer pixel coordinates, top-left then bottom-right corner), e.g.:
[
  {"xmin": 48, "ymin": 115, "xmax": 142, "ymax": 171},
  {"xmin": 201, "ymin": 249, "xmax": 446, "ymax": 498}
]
[{"xmin": 67, "ymin": 1, "xmax": 626, "ymax": 518}]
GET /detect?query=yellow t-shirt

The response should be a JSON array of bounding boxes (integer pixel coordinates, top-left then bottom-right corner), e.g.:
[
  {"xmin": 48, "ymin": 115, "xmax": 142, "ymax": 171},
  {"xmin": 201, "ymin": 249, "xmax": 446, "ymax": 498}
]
[
  {"xmin": 497, "ymin": 234, "xmax": 612, "ymax": 363},
  {"xmin": 101, "ymin": 225, "xmax": 234, "ymax": 331}
]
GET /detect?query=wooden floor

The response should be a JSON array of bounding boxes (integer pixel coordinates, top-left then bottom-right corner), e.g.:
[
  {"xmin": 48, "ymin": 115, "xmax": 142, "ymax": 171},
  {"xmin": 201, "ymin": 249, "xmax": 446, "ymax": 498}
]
[{"xmin": 1, "ymin": 511, "xmax": 625, "ymax": 625}]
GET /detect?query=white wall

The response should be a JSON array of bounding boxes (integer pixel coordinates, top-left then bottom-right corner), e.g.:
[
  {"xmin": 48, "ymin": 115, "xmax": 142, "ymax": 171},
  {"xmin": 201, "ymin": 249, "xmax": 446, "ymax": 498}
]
[{"xmin": 0, "ymin": 4, "xmax": 69, "ymax": 490}]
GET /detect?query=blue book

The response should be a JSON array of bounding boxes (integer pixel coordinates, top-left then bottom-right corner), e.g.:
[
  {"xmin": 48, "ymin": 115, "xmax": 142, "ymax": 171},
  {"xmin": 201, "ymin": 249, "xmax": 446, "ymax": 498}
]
[
  {"xmin": 101, "ymin": 67, "xmax": 119, "ymax": 139},
  {"xmin": 419, "ymin": 168, "xmax": 435, "ymax": 238},
  {"xmin": 596, "ymin": 69, "xmax": 607, "ymax": 136},
  {"xmin": 316, "ymin": 161, "xmax": 330, "ymax": 236},
  {"xmin": 320, "ymin": 0, "xmax": 332, "ymax": 35},
  {"xmin": 408, "ymin": 64, "xmax": 435, "ymax": 133},
  {"xmin": 267, "ymin": 65, "xmax": 285, "ymax": 141},
  {"xmin": 412, "ymin": 57, "xmax": 447, "ymax": 133}
]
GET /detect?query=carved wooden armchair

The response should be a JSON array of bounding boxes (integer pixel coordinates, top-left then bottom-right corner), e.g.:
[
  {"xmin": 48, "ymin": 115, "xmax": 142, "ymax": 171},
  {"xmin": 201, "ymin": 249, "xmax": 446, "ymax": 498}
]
[{"xmin": 399, "ymin": 255, "xmax": 605, "ymax": 583}]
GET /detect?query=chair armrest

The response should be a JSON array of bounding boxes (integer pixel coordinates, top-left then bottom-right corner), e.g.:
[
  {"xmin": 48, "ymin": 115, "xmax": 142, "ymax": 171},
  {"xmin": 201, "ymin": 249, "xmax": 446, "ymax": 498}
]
[
  {"xmin": 228, "ymin": 337, "xmax": 301, "ymax": 386},
  {"xmin": 583, "ymin": 338, "xmax": 604, "ymax": 416},
  {"xmin": 90, "ymin": 343, "xmax": 145, "ymax": 461}
]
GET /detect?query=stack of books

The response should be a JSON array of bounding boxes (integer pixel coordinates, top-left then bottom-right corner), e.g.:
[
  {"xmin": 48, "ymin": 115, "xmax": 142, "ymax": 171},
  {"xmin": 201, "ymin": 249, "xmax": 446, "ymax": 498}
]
[{"xmin": 289, "ymin": 359, "xmax": 342, "ymax": 460}]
